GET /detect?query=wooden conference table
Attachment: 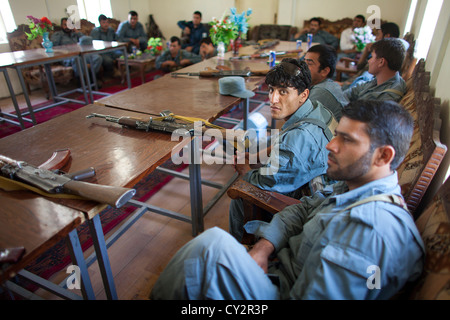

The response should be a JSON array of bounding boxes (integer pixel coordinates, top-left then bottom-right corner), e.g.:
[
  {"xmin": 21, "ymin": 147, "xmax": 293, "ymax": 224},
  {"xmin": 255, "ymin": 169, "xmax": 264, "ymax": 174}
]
[
  {"xmin": 0, "ymin": 190, "xmax": 95, "ymax": 299},
  {"xmin": 0, "ymin": 103, "xmax": 187, "ymax": 299},
  {"xmin": 0, "ymin": 40, "xmax": 304, "ymax": 299},
  {"xmin": 0, "ymin": 41, "xmax": 129, "ymax": 129}
]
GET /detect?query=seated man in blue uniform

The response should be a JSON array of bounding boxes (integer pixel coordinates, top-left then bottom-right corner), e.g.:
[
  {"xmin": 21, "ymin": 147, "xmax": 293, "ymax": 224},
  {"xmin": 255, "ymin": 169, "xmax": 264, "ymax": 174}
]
[
  {"xmin": 177, "ymin": 10, "xmax": 207, "ymax": 55},
  {"xmin": 229, "ymin": 58, "xmax": 336, "ymax": 242},
  {"xmin": 116, "ymin": 10, "xmax": 148, "ymax": 52},
  {"xmin": 343, "ymin": 38, "xmax": 406, "ymax": 103},
  {"xmin": 155, "ymin": 36, "xmax": 202, "ymax": 72},
  {"xmin": 90, "ymin": 14, "xmax": 122, "ymax": 76},
  {"xmin": 305, "ymin": 44, "xmax": 347, "ymax": 120},
  {"xmin": 150, "ymin": 99, "xmax": 425, "ymax": 300},
  {"xmin": 293, "ymin": 17, "xmax": 339, "ymax": 49},
  {"xmin": 51, "ymin": 17, "xmax": 102, "ymax": 78}
]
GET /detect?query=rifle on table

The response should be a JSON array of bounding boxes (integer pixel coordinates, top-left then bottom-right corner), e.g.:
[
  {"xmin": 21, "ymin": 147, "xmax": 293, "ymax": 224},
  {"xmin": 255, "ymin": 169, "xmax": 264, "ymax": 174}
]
[
  {"xmin": 86, "ymin": 112, "xmax": 251, "ymax": 152},
  {"xmin": 0, "ymin": 152, "xmax": 136, "ymax": 208},
  {"xmin": 171, "ymin": 70, "xmax": 253, "ymax": 78},
  {"xmin": 229, "ymin": 49, "xmax": 303, "ymax": 61}
]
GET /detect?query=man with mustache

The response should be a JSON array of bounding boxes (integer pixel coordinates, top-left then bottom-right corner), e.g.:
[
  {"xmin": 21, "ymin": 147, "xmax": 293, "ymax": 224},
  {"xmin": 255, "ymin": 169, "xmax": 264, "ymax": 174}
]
[
  {"xmin": 51, "ymin": 17, "xmax": 102, "ymax": 79},
  {"xmin": 150, "ymin": 100, "xmax": 424, "ymax": 300}
]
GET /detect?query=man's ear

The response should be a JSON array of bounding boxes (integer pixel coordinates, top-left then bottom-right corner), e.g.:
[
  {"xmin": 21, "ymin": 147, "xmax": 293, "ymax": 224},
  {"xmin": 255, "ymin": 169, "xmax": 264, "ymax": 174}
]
[
  {"xmin": 299, "ymin": 88, "xmax": 309, "ymax": 105},
  {"xmin": 321, "ymin": 66, "xmax": 331, "ymax": 78},
  {"xmin": 374, "ymin": 145, "xmax": 395, "ymax": 167}
]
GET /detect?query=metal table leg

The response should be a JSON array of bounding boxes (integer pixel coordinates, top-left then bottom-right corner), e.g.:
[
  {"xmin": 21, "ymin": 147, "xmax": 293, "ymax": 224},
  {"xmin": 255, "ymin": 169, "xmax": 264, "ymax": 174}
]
[
  {"xmin": 66, "ymin": 229, "xmax": 96, "ymax": 300},
  {"xmin": 15, "ymin": 67, "xmax": 37, "ymax": 125},
  {"xmin": 189, "ymin": 135, "xmax": 204, "ymax": 236},
  {"xmin": 87, "ymin": 214, "xmax": 118, "ymax": 300},
  {"xmin": 0, "ymin": 69, "xmax": 26, "ymax": 129}
]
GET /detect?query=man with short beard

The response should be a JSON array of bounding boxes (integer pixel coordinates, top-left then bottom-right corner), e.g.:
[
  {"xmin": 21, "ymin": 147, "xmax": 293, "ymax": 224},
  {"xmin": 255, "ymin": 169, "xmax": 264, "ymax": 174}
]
[
  {"xmin": 150, "ymin": 100, "xmax": 425, "ymax": 300},
  {"xmin": 51, "ymin": 17, "xmax": 102, "ymax": 78}
]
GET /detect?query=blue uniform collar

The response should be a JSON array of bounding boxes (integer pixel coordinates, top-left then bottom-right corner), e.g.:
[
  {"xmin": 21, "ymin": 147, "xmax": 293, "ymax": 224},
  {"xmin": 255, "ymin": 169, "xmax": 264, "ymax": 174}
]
[
  {"xmin": 282, "ymin": 99, "xmax": 314, "ymax": 131},
  {"xmin": 332, "ymin": 172, "xmax": 402, "ymax": 209}
]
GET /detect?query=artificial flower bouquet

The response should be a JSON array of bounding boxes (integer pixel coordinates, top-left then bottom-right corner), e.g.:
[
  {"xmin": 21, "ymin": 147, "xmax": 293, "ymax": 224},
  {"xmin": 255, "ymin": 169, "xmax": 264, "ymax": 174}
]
[
  {"xmin": 351, "ymin": 25, "xmax": 376, "ymax": 52},
  {"xmin": 25, "ymin": 15, "xmax": 53, "ymax": 40},
  {"xmin": 146, "ymin": 37, "xmax": 163, "ymax": 55}
]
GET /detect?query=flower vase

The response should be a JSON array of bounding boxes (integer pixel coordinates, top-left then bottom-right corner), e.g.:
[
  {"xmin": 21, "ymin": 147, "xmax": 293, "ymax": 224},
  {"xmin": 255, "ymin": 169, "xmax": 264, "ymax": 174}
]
[
  {"xmin": 233, "ymin": 33, "xmax": 241, "ymax": 56},
  {"xmin": 42, "ymin": 32, "xmax": 53, "ymax": 53},
  {"xmin": 217, "ymin": 42, "xmax": 225, "ymax": 59}
]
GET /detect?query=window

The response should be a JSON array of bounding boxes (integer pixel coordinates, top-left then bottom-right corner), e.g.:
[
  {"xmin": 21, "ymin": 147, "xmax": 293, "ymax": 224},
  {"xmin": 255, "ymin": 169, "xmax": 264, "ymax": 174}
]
[
  {"xmin": 77, "ymin": 0, "xmax": 113, "ymax": 27},
  {"xmin": 403, "ymin": 0, "xmax": 418, "ymax": 36},
  {"xmin": 415, "ymin": 0, "xmax": 444, "ymax": 60},
  {"xmin": 0, "ymin": 0, "xmax": 16, "ymax": 43}
]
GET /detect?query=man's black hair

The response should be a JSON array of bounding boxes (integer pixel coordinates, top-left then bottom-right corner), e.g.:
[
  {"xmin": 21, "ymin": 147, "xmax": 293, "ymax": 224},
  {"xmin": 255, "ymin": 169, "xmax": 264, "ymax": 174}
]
[
  {"xmin": 380, "ymin": 22, "xmax": 400, "ymax": 38},
  {"xmin": 200, "ymin": 37, "xmax": 213, "ymax": 46},
  {"xmin": 371, "ymin": 38, "xmax": 406, "ymax": 71},
  {"xmin": 309, "ymin": 17, "xmax": 321, "ymax": 25},
  {"xmin": 355, "ymin": 15, "xmax": 366, "ymax": 24},
  {"xmin": 194, "ymin": 11, "xmax": 202, "ymax": 18},
  {"xmin": 98, "ymin": 14, "xmax": 107, "ymax": 23},
  {"xmin": 265, "ymin": 58, "xmax": 312, "ymax": 94},
  {"xmin": 341, "ymin": 100, "xmax": 414, "ymax": 170},
  {"xmin": 128, "ymin": 10, "xmax": 138, "ymax": 17},
  {"xmin": 307, "ymin": 44, "xmax": 337, "ymax": 78},
  {"xmin": 170, "ymin": 36, "xmax": 181, "ymax": 45}
]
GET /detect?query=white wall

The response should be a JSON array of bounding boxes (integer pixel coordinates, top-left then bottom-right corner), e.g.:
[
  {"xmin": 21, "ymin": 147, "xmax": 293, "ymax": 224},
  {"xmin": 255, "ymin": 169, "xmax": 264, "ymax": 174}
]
[{"xmin": 290, "ymin": 0, "xmax": 410, "ymax": 33}]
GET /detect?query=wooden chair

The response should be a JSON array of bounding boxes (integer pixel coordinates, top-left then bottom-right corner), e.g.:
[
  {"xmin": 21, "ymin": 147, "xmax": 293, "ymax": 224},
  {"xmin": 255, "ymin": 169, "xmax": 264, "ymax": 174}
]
[
  {"xmin": 227, "ymin": 59, "xmax": 447, "ymax": 239},
  {"xmin": 302, "ymin": 17, "xmax": 353, "ymax": 41},
  {"xmin": 107, "ymin": 18, "xmax": 121, "ymax": 32},
  {"xmin": 405, "ymin": 176, "xmax": 450, "ymax": 299},
  {"xmin": 248, "ymin": 24, "xmax": 297, "ymax": 41},
  {"xmin": 339, "ymin": 33, "xmax": 417, "ymax": 83}
]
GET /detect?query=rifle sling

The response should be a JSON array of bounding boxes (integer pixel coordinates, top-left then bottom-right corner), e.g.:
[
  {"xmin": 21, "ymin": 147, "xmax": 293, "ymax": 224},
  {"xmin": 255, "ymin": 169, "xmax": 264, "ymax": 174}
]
[{"xmin": 0, "ymin": 176, "xmax": 86, "ymax": 200}]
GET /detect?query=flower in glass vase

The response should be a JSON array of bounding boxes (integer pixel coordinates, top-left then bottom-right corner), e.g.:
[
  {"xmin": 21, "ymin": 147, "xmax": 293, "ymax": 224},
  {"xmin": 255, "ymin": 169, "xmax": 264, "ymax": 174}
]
[
  {"xmin": 209, "ymin": 16, "xmax": 238, "ymax": 48},
  {"xmin": 25, "ymin": 15, "xmax": 54, "ymax": 40}
]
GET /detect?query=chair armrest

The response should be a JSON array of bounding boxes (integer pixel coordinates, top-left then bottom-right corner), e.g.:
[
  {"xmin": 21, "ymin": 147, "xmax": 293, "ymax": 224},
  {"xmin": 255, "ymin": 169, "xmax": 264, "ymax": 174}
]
[
  {"xmin": 339, "ymin": 57, "xmax": 358, "ymax": 67},
  {"xmin": 227, "ymin": 178, "xmax": 301, "ymax": 214}
]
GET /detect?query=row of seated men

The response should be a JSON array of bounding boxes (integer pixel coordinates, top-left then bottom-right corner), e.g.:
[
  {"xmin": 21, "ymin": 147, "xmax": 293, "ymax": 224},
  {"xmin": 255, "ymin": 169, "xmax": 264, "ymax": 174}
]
[
  {"xmin": 49, "ymin": 9, "xmax": 423, "ymax": 299},
  {"xmin": 150, "ymin": 59, "xmax": 423, "ymax": 299},
  {"xmin": 49, "ymin": 10, "xmax": 216, "ymax": 80},
  {"xmin": 147, "ymin": 15, "xmax": 422, "ymax": 300}
]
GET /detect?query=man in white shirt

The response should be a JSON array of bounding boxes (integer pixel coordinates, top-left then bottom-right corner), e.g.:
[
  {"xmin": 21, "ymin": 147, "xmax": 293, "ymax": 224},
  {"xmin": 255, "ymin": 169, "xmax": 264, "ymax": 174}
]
[{"xmin": 338, "ymin": 15, "xmax": 366, "ymax": 59}]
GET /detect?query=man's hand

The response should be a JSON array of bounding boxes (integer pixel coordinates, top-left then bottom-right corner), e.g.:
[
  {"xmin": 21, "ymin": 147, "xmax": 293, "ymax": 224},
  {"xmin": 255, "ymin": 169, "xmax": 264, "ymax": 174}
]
[
  {"xmin": 130, "ymin": 38, "xmax": 139, "ymax": 46},
  {"xmin": 248, "ymin": 239, "xmax": 275, "ymax": 273},
  {"xmin": 183, "ymin": 26, "xmax": 191, "ymax": 36},
  {"xmin": 161, "ymin": 60, "xmax": 177, "ymax": 68},
  {"xmin": 180, "ymin": 59, "xmax": 192, "ymax": 66},
  {"xmin": 233, "ymin": 152, "xmax": 252, "ymax": 176}
]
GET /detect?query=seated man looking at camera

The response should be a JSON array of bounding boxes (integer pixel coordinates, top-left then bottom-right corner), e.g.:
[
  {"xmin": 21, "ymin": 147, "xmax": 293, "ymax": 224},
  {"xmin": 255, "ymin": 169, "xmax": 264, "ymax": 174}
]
[{"xmin": 229, "ymin": 58, "xmax": 336, "ymax": 242}]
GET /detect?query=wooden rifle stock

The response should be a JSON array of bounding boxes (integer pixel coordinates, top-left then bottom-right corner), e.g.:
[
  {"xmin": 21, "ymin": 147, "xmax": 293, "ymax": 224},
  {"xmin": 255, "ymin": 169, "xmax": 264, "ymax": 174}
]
[
  {"xmin": 63, "ymin": 180, "xmax": 135, "ymax": 208},
  {"xmin": 0, "ymin": 154, "xmax": 136, "ymax": 208}
]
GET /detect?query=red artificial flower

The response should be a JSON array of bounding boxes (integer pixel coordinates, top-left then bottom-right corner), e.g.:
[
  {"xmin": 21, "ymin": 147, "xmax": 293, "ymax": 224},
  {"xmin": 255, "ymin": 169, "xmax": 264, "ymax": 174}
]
[{"xmin": 41, "ymin": 17, "xmax": 52, "ymax": 25}]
